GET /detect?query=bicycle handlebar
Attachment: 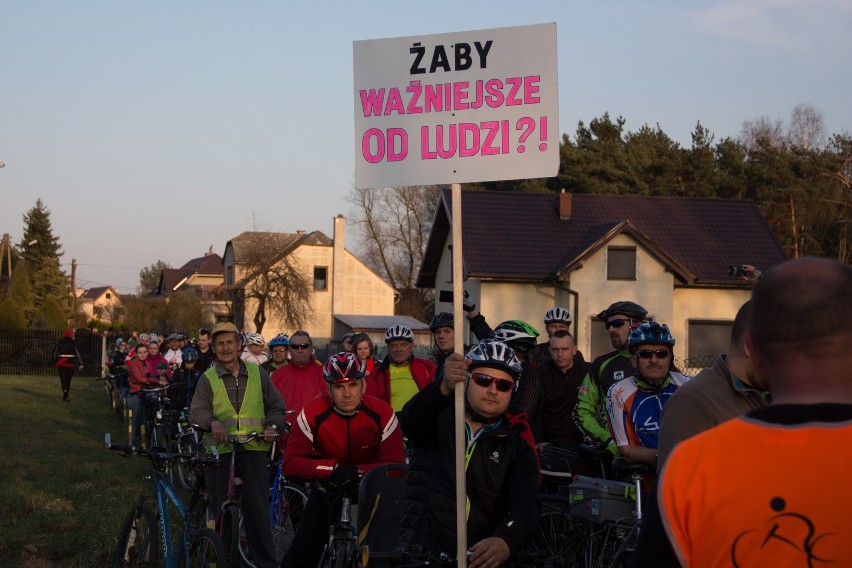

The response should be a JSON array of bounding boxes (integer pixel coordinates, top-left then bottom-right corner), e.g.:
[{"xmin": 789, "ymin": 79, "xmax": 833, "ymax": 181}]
[{"xmin": 103, "ymin": 433, "xmax": 220, "ymax": 468}]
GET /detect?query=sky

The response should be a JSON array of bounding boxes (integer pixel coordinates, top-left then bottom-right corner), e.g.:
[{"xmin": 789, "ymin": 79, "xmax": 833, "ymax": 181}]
[{"xmin": 1, "ymin": 1, "xmax": 850, "ymax": 294}]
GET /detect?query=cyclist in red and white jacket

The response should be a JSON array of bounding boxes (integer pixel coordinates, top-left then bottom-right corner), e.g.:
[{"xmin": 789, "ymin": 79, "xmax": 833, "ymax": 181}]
[{"xmin": 281, "ymin": 352, "xmax": 405, "ymax": 568}]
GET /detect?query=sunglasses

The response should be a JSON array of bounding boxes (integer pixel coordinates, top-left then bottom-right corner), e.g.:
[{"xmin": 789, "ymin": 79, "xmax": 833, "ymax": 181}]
[
  {"xmin": 604, "ymin": 318, "xmax": 630, "ymax": 330},
  {"xmin": 290, "ymin": 343, "xmax": 312, "ymax": 351},
  {"xmin": 470, "ymin": 372, "xmax": 514, "ymax": 393},
  {"xmin": 637, "ymin": 349, "xmax": 670, "ymax": 360}
]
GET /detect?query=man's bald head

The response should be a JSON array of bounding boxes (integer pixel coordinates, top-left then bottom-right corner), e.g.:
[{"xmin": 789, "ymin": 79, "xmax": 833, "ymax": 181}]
[{"xmin": 751, "ymin": 257, "xmax": 852, "ymax": 359}]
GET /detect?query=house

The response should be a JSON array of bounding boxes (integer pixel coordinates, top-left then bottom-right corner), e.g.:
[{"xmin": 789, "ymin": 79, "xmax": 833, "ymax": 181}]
[
  {"xmin": 155, "ymin": 248, "xmax": 229, "ymax": 321},
  {"xmin": 77, "ymin": 286, "xmax": 123, "ymax": 324},
  {"xmin": 417, "ymin": 189, "xmax": 788, "ymax": 368},
  {"xmin": 223, "ymin": 216, "xmax": 399, "ymax": 342}
]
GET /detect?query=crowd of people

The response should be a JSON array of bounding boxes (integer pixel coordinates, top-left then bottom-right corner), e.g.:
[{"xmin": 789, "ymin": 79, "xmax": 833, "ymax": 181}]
[{"xmin": 97, "ymin": 256, "xmax": 852, "ymax": 566}]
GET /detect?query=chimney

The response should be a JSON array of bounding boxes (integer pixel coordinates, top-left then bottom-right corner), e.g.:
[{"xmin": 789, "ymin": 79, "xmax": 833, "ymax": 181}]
[
  {"xmin": 332, "ymin": 215, "xmax": 345, "ymax": 316},
  {"xmin": 296, "ymin": 230, "xmax": 306, "ymax": 235},
  {"xmin": 558, "ymin": 189, "xmax": 572, "ymax": 221}
]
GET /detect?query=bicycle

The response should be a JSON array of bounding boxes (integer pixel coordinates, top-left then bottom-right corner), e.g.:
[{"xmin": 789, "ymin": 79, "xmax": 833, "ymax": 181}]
[
  {"xmin": 97, "ymin": 373, "xmax": 126, "ymax": 423},
  {"xmin": 174, "ymin": 408, "xmax": 203, "ymax": 490},
  {"xmin": 105, "ymin": 432, "xmax": 226, "ymax": 567},
  {"xmin": 317, "ymin": 484, "xmax": 360, "ymax": 568},
  {"xmin": 568, "ymin": 457, "xmax": 650, "ymax": 568},
  {"xmin": 212, "ymin": 431, "xmax": 280, "ymax": 568},
  {"xmin": 264, "ymin": 414, "xmax": 309, "ymax": 564}
]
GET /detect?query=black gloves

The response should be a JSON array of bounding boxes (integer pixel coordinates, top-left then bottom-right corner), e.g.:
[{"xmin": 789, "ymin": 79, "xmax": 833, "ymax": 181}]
[
  {"xmin": 328, "ymin": 462, "xmax": 359, "ymax": 490},
  {"xmin": 462, "ymin": 290, "xmax": 476, "ymax": 313}
]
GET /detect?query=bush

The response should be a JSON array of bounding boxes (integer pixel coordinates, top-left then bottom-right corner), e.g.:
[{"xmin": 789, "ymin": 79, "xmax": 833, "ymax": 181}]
[{"xmin": 0, "ymin": 298, "xmax": 26, "ymax": 329}]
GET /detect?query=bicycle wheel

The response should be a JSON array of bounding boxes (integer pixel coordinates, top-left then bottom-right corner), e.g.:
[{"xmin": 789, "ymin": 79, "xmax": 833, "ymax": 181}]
[
  {"xmin": 332, "ymin": 531, "xmax": 356, "ymax": 568},
  {"xmin": 221, "ymin": 505, "xmax": 241, "ymax": 568},
  {"xmin": 176, "ymin": 433, "xmax": 199, "ymax": 490},
  {"xmin": 533, "ymin": 496, "xmax": 585, "ymax": 567},
  {"xmin": 187, "ymin": 527, "xmax": 228, "ymax": 568},
  {"xmin": 114, "ymin": 504, "xmax": 158, "ymax": 567},
  {"xmin": 270, "ymin": 481, "xmax": 309, "ymax": 560}
]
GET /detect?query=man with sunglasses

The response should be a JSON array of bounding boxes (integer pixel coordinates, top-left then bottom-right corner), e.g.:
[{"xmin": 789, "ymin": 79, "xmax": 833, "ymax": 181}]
[
  {"xmin": 398, "ymin": 340, "xmax": 539, "ymax": 567},
  {"xmin": 271, "ymin": 330, "xmax": 326, "ymax": 417},
  {"xmin": 575, "ymin": 301, "xmax": 648, "ymax": 458},
  {"xmin": 606, "ymin": 322, "xmax": 689, "ymax": 467}
]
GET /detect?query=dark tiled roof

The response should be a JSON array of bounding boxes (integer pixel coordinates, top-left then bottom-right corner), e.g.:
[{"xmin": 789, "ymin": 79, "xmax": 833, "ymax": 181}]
[
  {"xmin": 418, "ymin": 190, "xmax": 787, "ymax": 287},
  {"xmin": 333, "ymin": 314, "xmax": 429, "ymax": 332},
  {"xmin": 82, "ymin": 286, "xmax": 117, "ymax": 300},
  {"xmin": 228, "ymin": 231, "xmax": 332, "ymax": 264},
  {"xmin": 160, "ymin": 253, "xmax": 223, "ymax": 292}
]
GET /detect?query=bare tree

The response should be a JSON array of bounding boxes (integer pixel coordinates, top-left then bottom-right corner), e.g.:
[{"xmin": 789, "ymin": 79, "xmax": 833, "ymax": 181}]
[
  {"xmin": 740, "ymin": 115, "xmax": 786, "ymax": 151},
  {"xmin": 236, "ymin": 236, "xmax": 314, "ymax": 334},
  {"xmin": 788, "ymin": 103, "xmax": 825, "ymax": 150},
  {"xmin": 347, "ymin": 185, "xmax": 443, "ymax": 319}
]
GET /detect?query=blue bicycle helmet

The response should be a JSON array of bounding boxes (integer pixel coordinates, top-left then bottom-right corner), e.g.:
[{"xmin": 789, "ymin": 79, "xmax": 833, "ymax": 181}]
[
  {"xmin": 269, "ymin": 333, "xmax": 290, "ymax": 348},
  {"xmin": 627, "ymin": 322, "xmax": 675, "ymax": 354},
  {"xmin": 181, "ymin": 347, "xmax": 199, "ymax": 362}
]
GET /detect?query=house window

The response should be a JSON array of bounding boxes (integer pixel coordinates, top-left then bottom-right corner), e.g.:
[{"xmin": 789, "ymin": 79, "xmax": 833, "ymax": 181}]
[
  {"xmin": 687, "ymin": 320, "xmax": 733, "ymax": 368},
  {"xmin": 105, "ymin": 292, "xmax": 112, "ymax": 300},
  {"xmin": 226, "ymin": 266, "xmax": 235, "ymax": 286},
  {"xmin": 314, "ymin": 266, "xmax": 328, "ymax": 291},
  {"xmin": 607, "ymin": 247, "xmax": 636, "ymax": 280}
]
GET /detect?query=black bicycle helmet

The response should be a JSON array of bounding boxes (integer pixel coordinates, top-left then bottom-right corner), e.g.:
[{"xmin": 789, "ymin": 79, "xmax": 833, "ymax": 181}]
[
  {"xmin": 493, "ymin": 320, "xmax": 540, "ymax": 352},
  {"xmin": 627, "ymin": 322, "xmax": 675, "ymax": 354},
  {"xmin": 466, "ymin": 339, "xmax": 522, "ymax": 381},
  {"xmin": 323, "ymin": 352, "xmax": 366, "ymax": 383},
  {"xmin": 597, "ymin": 301, "xmax": 648, "ymax": 322},
  {"xmin": 181, "ymin": 347, "xmax": 199, "ymax": 362},
  {"xmin": 429, "ymin": 311, "xmax": 454, "ymax": 332}
]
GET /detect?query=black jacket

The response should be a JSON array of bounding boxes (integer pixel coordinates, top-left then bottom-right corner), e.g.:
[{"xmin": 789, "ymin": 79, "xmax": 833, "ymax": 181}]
[
  {"xmin": 534, "ymin": 354, "xmax": 589, "ymax": 445},
  {"xmin": 398, "ymin": 381, "xmax": 540, "ymax": 559}
]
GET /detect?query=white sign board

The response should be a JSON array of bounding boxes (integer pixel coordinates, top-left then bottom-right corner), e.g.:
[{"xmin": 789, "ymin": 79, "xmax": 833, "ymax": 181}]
[{"xmin": 354, "ymin": 23, "xmax": 558, "ymax": 189}]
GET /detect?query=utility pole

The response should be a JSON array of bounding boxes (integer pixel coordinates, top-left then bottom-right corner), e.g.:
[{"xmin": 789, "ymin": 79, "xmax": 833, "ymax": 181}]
[
  {"xmin": 70, "ymin": 258, "xmax": 77, "ymax": 313},
  {"xmin": 0, "ymin": 233, "xmax": 11, "ymax": 279}
]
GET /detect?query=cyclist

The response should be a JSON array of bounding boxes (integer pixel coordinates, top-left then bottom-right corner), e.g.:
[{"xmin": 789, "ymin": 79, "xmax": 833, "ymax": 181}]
[
  {"xmin": 241, "ymin": 332, "xmax": 269, "ymax": 366},
  {"xmin": 170, "ymin": 347, "xmax": 202, "ymax": 410},
  {"xmin": 53, "ymin": 329, "xmax": 82, "ymax": 402},
  {"xmin": 367, "ymin": 325, "xmax": 436, "ymax": 412},
  {"xmin": 398, "ymin": 340, "xmax": 540, "ymax": 566},
  {"xmin": 429, "ymin": 295, "xmax": 492, "ymax": 383},
  {"xmin": 262, "ymin": 333, "xmax": 289, "ymax": 374},
  {"xmin": 164, "ymin": 333, "xmax": 183, "ymax": 370},
  {"xmin": 196, "ymin": 327, "xmax": 216, "ymax": 372},
  {"xmin": 271, "ymin": 330, "xmax": 326, "ymax": 417},
  {"xmin": 281, "ymin": 352, "xmax": 405, "ymax": 568},
  {"xmin": 606, "ymin": 322, "xmax": 689, "ymax": 468},
  {"xmin": 127, "ymin": 343, "xmax": 163, "ymax": 446},
  {"xmin": 145, "ymin": 335, "xmax": 169, "ymax": 380},
  {"xmin": 575, "ymin": 301, "xmax": 648, "ymax": 459},
  {"xmin": 351, "ymin": 333, "xmax": 381, "ymax": 379},
  {"xmin": 493, "ymin": 320, "xmax": 540, "ymax": 419},
  {"xmin": 529, "ymin": 307, "xmax": 574, "ymax": 368},
  {"xmin": 340, "ymin": 331, "xmax": 355, "ymax": 352},
  {"xmin": 109, "ymin": 338, "xmax": 130, "ymax": 405},
  {"xmin": 189, "ymin": 321, "xmax": 285, "ymax": 568}
]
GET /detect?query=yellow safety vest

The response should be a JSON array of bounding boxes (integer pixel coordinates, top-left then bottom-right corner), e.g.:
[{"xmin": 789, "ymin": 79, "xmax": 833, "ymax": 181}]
[{"xmin": 203, "ymin": 363, "xmax": 270, "ymax": 454}]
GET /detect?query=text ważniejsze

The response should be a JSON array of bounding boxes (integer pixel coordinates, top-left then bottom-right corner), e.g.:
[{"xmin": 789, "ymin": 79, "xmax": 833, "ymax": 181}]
[{"xmin": 358, "ymin": 40, "xmax": 549, "ymax": 164}]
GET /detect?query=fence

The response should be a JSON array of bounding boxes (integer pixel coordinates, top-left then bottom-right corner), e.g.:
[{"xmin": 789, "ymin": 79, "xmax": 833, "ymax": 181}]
[{"xmin": 0, "ymin": 329, "xmax": 106, "ymax": 377}]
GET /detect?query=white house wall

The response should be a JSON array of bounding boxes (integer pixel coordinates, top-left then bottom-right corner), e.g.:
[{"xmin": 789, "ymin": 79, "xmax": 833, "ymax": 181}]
[{"xmin": 672, "ymin": 287, "xmax": 752, "ymax": 361}]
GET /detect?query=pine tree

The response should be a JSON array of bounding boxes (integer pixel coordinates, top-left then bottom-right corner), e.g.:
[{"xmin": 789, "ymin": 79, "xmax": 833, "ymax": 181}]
[{"xmin": 18, "ymin": 199, "xmax": 68, "ymax": 309}]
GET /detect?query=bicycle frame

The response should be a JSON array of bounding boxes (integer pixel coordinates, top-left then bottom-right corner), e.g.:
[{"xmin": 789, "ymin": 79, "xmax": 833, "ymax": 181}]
[{"xmin": 107, "ymin": 433, "xmax": 219, "ymax": 568}]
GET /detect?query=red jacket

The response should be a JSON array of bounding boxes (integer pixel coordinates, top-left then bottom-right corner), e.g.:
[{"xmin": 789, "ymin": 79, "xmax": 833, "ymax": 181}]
[
  {"xmin": 367, "ymin": 356, "xmax": 436, "ymax": 405},
  {"xmin": 283, "ymin": 393, "xmax": 405, "ymax": 480},
  {"xmin": 128, "ymin": 358, "xmax": 160, "ymax": 394},
  {"xmin": 271, "ymin": 359, "xmax": 327, "ymax": 416}
]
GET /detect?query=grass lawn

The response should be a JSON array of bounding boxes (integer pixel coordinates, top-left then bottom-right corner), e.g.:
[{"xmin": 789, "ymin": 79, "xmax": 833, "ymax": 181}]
[{"xmin": 0, "ymin": 374, "xmax": 149, "ymax": 567}]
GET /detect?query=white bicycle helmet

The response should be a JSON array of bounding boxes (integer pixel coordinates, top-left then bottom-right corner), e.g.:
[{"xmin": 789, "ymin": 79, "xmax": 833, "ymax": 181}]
[
  {"xmin": 384, "ymin": 325, "xmax": 414, "ymax": 343},
  {"xmin": 543, "ymin": 307, "xmax": 572, "ymax": 325},
  {"xmin": 244, "ymin": 332, "xmax": 266, "ymax": 346},
  {"xmin": 466, "ymin": 339, "xmax": 522, "ymax": 380}
]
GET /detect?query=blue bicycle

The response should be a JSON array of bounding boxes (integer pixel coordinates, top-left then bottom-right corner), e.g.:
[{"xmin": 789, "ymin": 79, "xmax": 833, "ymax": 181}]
[{"xmin": 106, "ymin": 433, "xmax": 226, "ymax": 567}]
